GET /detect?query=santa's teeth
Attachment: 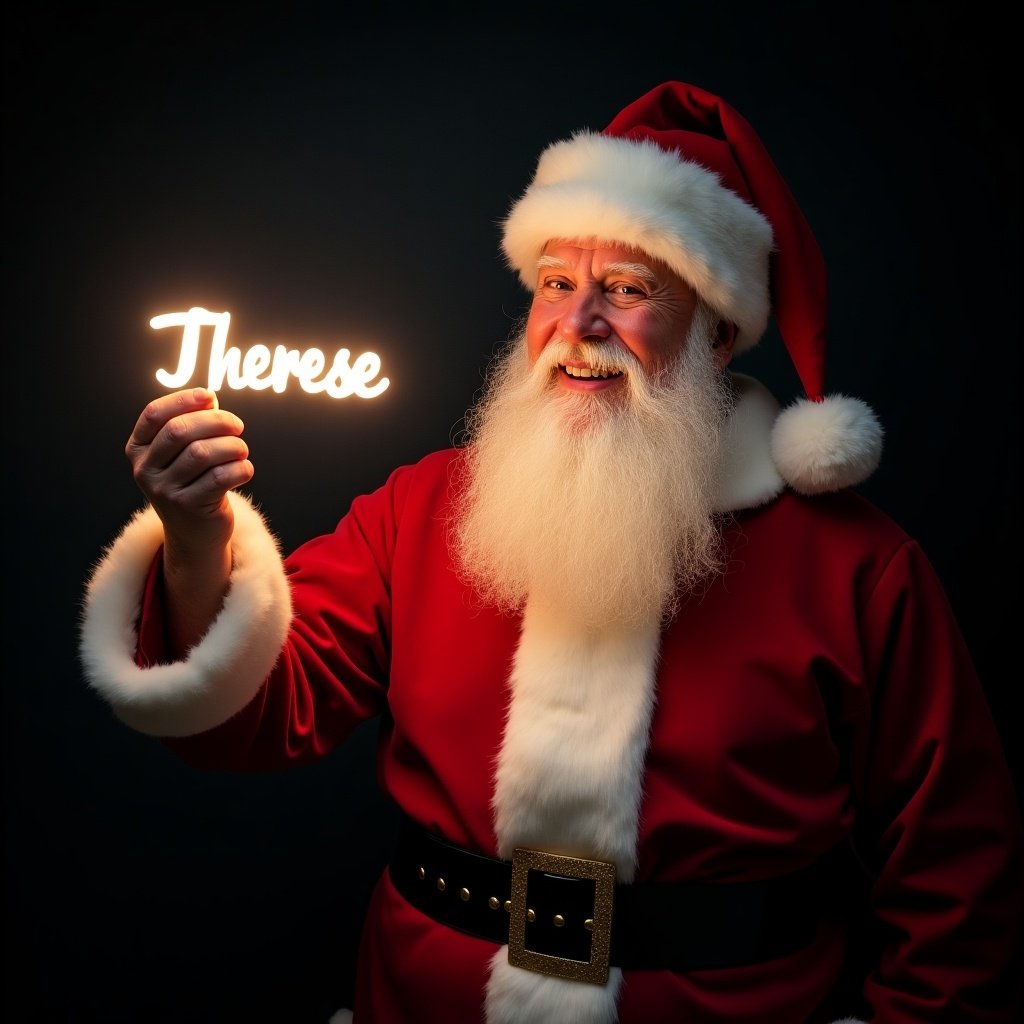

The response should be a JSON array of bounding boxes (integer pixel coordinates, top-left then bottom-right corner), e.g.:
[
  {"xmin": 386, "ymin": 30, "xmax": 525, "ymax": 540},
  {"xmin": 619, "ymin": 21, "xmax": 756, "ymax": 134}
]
[{"xmin": 562, "ymin": 365, "xmax": 621, "ymax": 380}]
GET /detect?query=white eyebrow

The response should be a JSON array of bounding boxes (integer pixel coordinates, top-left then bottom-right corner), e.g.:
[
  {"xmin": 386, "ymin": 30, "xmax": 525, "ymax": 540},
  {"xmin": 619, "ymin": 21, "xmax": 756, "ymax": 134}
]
[
  {"xmin": 535, "ymin": 255, "xmax": 658, "ymax": 284},
  {"xmin": 536, "ymin": 255, "xmax": 570, "ymax": 271},
  {"xmin": 603, "ymin": 261, "xmax": 658, "ymax": 285}
]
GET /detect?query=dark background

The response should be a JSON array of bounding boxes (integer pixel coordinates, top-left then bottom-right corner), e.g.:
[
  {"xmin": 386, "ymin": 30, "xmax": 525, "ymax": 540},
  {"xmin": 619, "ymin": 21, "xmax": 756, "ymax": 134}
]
[{"xmin": 5, "ymin": 3, "xmax": 1020, "ymax": 1022}]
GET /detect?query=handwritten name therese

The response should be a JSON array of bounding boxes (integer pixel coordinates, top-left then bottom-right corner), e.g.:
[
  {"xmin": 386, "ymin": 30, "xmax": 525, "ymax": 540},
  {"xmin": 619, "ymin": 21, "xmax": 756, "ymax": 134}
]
[{"xmin": 150, "ymin": 307, "xmax": 390, "ymax": 399}]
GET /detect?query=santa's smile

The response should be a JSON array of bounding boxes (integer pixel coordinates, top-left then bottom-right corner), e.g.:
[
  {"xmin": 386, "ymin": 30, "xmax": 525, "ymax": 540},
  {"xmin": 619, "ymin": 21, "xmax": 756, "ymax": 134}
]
[{"xmin": 557, "ymin": 362, "xmax": 625, "ymax": 390}]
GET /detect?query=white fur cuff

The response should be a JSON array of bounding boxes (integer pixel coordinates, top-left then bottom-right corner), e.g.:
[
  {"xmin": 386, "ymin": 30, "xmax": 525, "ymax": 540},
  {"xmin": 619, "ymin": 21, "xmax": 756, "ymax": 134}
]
[{"xmin": 79, "ymin": 490, "xmax": 292, "ymax": 737}]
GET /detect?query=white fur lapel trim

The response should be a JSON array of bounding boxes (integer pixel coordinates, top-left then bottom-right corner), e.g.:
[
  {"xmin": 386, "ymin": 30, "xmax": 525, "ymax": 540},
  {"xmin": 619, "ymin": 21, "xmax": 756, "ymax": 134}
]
[
  {"xmin": 486, "ymin": 947, "xmax": 622, "ymax": 1024},
  {"xmin": 79, "ymin": 490, "xmax": 292, "ymax": 737},
  {"xmin": 486, "ymin": 600, "xmax": 661, "ymax": 1022},
  {"xmin": 715, "ymin": 372, "xmax": 785, "ymax": 513}
]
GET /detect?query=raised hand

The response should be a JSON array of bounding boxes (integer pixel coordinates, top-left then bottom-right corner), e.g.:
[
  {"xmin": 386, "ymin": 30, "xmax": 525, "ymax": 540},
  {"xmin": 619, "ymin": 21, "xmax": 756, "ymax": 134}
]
[{"xmin": 126, "ymin": 387, "xmax": 253, "ymax": 653}]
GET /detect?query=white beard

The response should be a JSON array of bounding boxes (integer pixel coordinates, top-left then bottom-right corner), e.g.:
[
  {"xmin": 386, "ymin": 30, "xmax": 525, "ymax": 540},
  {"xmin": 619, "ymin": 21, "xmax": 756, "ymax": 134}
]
[{"xmin": 451, "ymin": 305, "xmax": 732, "ymax": 629}]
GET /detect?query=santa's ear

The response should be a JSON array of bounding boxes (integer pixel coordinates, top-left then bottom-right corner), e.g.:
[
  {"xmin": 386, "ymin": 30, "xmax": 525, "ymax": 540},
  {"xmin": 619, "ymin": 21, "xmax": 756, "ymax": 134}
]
[{"xmin": 712, "ymin": 319, "xmax": 737, "ymax": 369}]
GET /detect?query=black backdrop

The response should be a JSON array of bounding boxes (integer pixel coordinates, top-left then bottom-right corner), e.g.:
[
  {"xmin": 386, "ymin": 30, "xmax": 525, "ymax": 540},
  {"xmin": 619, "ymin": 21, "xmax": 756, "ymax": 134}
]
[{"xmin": 5, "ymin": 4, "xmax": 1020, "ymax": 1022}]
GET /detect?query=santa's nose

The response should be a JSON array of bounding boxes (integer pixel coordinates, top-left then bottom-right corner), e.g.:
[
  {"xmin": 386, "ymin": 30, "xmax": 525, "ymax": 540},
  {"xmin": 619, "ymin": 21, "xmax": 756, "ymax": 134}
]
[{"xmin": 558, "ymin": 287, "xmax": 612, "ymax": 344}]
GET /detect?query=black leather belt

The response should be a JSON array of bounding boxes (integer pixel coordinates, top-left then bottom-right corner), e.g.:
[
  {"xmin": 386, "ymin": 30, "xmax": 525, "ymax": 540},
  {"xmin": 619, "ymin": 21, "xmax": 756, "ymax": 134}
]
[{"xmin": 389, "ymin": 818, "xmax": 846, "ymax": 985}]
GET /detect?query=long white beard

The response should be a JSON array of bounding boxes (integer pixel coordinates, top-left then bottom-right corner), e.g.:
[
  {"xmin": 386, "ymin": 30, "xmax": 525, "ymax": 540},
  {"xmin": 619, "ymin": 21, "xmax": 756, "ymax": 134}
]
[{"xmin": 452, "ymin": 306, "xmax": 732, "ymax": 629}]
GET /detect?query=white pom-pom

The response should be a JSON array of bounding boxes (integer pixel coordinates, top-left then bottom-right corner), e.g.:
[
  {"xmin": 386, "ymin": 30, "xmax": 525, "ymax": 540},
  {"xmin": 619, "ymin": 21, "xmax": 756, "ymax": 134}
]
[{"xmin": 770, "ymin": 394, "xmax": 883, "ymax": 495}]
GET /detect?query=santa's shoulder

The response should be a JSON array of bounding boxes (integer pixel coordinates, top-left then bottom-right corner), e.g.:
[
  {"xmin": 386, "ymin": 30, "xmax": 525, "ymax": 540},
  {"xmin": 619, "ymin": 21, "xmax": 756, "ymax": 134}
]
[{"xmin": 733, "ymin": 484, "xmax": 917, "ymax": 577}]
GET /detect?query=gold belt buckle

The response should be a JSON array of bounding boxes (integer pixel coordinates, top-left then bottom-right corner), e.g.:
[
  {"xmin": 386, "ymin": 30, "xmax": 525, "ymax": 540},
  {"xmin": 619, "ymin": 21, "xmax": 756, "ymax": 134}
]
[{"xmin": 507, "ymin": 847, "xmax": 616, "ymax": 985}]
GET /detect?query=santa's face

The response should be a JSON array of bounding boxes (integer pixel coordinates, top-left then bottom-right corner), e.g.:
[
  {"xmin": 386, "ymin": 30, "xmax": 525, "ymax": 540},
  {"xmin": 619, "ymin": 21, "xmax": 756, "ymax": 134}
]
[
  {"xmin": 526, "ymin": 239, "xmax": 728, "ymax": 393},
  {"xmin": 454, "ymin": 272, "xmax": 734, "ymax": 627}
]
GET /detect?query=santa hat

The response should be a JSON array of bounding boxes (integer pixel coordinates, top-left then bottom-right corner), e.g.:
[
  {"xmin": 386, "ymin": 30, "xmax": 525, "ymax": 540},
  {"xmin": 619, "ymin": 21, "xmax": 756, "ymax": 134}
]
[{"xmin": 501, "ymin": 81, "xmax": 882, "ymax": 495}]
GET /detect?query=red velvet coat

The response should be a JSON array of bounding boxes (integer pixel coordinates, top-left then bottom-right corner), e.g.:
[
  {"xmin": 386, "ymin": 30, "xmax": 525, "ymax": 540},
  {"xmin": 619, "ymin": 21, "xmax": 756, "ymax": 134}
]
[{"xmin": 102, "ymin": 446, "xmax": 1020, "ymax": 1024}]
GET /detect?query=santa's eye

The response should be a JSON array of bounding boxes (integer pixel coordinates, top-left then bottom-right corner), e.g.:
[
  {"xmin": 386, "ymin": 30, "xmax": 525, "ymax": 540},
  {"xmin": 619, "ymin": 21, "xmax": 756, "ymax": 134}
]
[
  {"xmin": 609, "ymin": 282, "xmax": 646, "ymax": 297},
  {"xmin": 540, "ymin": 277, "xmax": 573, "ymax": 292}
]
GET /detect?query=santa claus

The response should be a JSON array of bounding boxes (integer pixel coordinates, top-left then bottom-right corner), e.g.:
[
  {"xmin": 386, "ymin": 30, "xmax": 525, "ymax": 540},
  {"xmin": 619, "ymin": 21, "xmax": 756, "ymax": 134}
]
[{"xmin": 80, "ymin": 82, "xmax": 1023, "ymax": 1023}]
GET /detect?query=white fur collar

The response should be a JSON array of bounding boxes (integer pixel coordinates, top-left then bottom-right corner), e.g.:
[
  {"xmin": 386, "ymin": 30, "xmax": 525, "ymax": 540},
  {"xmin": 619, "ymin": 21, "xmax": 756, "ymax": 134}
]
[{"xmin": 715, "ymin": 372, "xmax": 785, "ymax": 513}]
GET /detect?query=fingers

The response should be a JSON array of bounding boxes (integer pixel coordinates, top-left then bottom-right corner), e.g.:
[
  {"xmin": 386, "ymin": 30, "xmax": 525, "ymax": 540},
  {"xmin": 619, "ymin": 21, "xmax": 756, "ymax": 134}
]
[
  {"xmin": 127, "ymin": 389, "xmax": 253, "ymax": 514},
  {"xmin": 130, "ymin": 388, "xmax": 219, "ymax": 448},
  {"xmin": 145, "ymin": 407, "xmax": 246, "ymax": 474},
  {"xmin": 147, "ymin": 434, "xmax": 252, "ymax": 493}
]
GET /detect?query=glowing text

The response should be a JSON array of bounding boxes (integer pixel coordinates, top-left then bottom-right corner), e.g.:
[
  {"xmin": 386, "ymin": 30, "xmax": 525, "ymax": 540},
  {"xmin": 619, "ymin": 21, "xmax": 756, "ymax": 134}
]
[{"xmin": 150, "ymin": 307, "xmax": 390, "ymax": 399}]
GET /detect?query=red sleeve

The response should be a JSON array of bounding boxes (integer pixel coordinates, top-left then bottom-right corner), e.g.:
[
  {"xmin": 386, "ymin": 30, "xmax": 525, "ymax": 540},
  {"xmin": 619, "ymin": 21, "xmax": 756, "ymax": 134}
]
[
  {"xmin": 136, "ymin": 550, "xmax": 171, "ymax": 667},
  {"xmin": 852, "ymin": 540, "xmax": 1024, "ymax": 1022},
  {"xmin": 158, "ymin": 464, "xmax": 415, "ymax": 773}
]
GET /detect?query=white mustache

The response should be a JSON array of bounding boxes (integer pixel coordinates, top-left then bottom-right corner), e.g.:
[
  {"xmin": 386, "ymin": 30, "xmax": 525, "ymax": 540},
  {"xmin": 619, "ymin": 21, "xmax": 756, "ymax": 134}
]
[{"xmin": 533, "ymin": 339, "xmax": 641, "ymax": 379}]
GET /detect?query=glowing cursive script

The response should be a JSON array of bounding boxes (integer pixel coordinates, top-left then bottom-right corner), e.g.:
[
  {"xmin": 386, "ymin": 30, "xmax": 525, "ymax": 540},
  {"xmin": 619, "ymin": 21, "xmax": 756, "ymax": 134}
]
[{"xmin": 150, "ymin": 307, "xmax": 390, "ymax": 398}]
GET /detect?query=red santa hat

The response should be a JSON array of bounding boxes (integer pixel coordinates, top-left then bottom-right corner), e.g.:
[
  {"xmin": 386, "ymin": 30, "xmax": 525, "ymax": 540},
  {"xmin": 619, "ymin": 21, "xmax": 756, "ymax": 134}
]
[{"xmin": 501, "ymin": 81, "xmax": 883, "ymax": 495}]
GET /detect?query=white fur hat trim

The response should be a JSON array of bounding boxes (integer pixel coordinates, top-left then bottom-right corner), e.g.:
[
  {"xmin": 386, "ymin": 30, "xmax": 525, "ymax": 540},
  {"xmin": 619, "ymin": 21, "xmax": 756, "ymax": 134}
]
[{"xmin": 501, "ymin": 131, "xmax": 773, "ymax": 353}]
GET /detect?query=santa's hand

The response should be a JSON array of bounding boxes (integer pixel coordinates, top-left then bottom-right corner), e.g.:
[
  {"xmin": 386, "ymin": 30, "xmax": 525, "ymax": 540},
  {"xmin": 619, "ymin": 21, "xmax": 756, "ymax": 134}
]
[{"xmin": 126, "ymin": 387, "xmax": 252, "ymax": 556}]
